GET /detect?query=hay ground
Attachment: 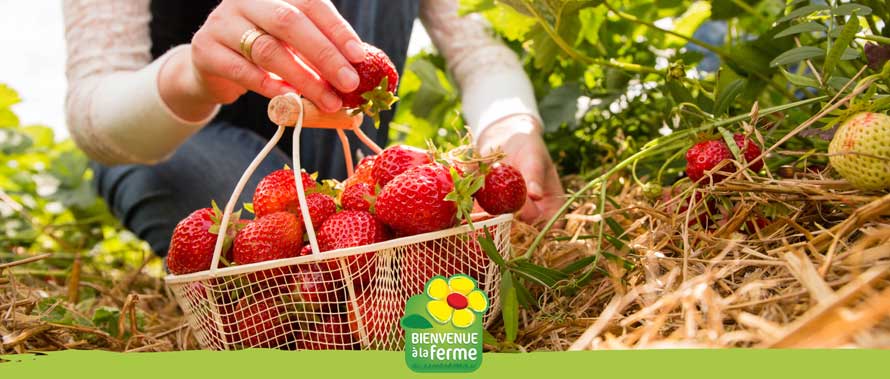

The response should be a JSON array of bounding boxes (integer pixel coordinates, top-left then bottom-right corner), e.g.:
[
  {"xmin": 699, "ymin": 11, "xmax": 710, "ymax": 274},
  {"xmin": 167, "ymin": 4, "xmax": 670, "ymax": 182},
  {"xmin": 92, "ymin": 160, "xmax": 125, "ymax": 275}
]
[{"xmin": 2, "ymin": 170, "xmax": 890, "ymax": 353}]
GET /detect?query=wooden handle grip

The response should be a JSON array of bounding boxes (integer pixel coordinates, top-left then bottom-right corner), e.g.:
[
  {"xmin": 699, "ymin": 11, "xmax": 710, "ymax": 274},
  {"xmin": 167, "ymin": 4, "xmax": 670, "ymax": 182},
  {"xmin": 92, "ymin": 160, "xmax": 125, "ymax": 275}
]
[{"xmin": 267, "ymin": 93, "xmax": 363, "ymax": 129}]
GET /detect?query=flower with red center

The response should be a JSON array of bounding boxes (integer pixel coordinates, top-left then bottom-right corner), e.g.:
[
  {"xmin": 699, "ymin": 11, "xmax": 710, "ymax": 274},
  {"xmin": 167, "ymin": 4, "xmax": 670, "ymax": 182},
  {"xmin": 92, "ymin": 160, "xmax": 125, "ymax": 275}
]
[{"xmin": 424, "ymin": 274, "xmax": 488, "ymax": 328}]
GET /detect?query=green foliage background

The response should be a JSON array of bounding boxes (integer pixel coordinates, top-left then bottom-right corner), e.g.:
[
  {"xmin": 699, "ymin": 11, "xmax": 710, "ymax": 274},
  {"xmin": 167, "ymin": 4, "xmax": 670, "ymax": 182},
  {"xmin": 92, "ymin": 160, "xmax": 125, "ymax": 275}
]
[
  {"xmin": 392, "ymin": 0, "xmax": 890, "ymax": 182},
  {"xmin": 1, "ymin": 84, "xmax": 157, "ymax": 339}
]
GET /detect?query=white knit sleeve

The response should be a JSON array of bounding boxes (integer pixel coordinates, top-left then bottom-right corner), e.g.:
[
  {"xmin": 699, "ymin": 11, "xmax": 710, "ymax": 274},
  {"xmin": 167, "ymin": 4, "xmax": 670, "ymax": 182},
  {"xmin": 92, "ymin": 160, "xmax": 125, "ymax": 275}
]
[
  {"xmin": 419, "ymin": 0, "xmax": 541, "ymax": 138},
  {"xmin": 63, "ymin": 0, "xmax": 219, "ymax": 165}
]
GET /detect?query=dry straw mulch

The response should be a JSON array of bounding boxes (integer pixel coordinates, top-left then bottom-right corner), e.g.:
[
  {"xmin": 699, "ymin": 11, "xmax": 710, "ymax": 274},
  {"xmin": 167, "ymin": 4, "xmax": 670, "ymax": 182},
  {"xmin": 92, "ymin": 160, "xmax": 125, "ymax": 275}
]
[
  {"xmin": 2, "ymin": 174, "xmax": 889, "ymax": 353},
  {"xmin": 507, "ymin": 172, "xmax": 890, "ymax": 350}
]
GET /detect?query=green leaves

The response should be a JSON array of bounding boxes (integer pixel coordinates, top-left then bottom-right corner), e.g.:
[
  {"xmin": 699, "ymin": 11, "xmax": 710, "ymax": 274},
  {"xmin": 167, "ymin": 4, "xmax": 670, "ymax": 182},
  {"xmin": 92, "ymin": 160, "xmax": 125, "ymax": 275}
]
[
  {"xmin": 539, "ymin": 82, "xmax": 582, "ymax": 132},
  {"xmin": 777, "ymin": 4, "xmax": 830, "ymax": 24},
  {"xmin": 499, "ymin": 270, "xmax": 519, "ymax": 344},
  {"xmin": 774, "ymin": 22, "xmax": 826, "ymax": 39},
  {"xmin": 822, "ymin": 14, "xmax": 860, "ymax": 81},
  {"xmin": 770, "ymin": 46, "xmax": 825, "ymax": 67}
]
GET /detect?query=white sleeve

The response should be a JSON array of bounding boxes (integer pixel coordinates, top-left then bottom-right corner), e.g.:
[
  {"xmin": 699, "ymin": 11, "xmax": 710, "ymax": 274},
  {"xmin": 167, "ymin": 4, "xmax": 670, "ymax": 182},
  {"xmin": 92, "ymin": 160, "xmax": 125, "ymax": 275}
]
[
  {"xmin": 419, "ymin": 0, "xmax": 542, "ymax": 138},
  {"xmin": 63, "ymin": 0, "xmax": 219, "ymax": 165}
]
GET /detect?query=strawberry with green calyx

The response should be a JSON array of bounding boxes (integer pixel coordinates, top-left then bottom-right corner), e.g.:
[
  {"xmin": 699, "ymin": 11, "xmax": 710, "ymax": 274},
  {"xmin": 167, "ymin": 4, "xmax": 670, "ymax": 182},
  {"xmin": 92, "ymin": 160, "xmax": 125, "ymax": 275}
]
[
  {"xmin": 828, "ymin": 112, "xmax": 890, "ymax": 190},
  {"xmin": 167, "ymin": 201, "xmax": 245, "ymax": 275},
  {"xmin": 335, "ymin": 43, "xmax": 399, "ymax": 125},
  {"xmin": 233, "ymin": 211, "xmax": 303, "ymax": 265}
]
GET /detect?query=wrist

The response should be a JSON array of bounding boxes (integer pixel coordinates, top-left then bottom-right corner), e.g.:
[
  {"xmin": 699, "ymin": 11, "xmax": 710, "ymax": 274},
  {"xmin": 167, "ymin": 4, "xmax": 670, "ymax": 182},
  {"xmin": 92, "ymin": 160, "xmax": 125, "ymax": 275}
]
[
  {"xmin": 476, "ymin": 113, "xmax": 543, "ymax": 149},
  {"xmin": 158, "ymin": 46, "xmax": 219, "ymax": 122}
]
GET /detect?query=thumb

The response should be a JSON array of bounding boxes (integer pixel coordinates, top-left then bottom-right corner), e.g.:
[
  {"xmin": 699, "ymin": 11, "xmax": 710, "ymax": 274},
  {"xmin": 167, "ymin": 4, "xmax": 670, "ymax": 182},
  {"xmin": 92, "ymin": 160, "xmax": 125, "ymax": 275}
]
[{"xmin": 520, "ymin": 159, "xmax": 548, "ymax": 201}]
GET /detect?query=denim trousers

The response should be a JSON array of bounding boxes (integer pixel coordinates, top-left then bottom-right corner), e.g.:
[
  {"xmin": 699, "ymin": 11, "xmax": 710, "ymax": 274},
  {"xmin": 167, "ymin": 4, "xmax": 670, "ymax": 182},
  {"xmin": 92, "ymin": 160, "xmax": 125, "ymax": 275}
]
[{"xmin": 92, "ymin": 122, "xmax": 352, "ymax": 257}]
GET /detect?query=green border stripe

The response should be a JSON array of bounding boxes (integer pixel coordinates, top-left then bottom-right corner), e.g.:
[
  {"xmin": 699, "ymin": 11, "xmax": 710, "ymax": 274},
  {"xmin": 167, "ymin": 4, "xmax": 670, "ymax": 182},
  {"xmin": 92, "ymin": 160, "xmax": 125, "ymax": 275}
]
[{"xmin": 2, "ymin": 349, "xmax": 889, "ymax": 378}]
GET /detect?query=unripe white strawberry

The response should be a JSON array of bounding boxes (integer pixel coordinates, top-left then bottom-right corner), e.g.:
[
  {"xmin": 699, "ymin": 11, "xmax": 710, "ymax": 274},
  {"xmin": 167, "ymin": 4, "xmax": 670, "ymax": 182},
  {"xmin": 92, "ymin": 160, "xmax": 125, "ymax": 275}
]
[{"xmin": 828, "ymin": 112, "xmax": 890, "ymax": 190}]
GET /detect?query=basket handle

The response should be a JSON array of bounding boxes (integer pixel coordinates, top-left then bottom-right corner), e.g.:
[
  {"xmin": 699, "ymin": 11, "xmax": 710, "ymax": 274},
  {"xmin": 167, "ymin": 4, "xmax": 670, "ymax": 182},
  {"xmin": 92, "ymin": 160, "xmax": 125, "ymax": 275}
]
[{"xmin": 209, "ymin": 94, "xmax": 383, "ymax": 274}]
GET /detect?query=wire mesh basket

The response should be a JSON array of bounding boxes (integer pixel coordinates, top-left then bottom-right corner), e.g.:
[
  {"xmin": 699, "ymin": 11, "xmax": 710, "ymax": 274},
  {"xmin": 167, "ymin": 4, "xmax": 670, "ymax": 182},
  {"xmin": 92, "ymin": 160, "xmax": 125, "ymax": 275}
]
[{"xmin": 165, "ymin": 94, "xmax": 512, "ymax": 350}]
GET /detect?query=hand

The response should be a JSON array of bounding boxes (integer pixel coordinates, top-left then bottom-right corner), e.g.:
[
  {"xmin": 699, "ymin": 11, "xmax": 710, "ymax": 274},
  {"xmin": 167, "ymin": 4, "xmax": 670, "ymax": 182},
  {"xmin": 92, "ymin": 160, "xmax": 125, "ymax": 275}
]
[
  {"xmin": 160, "ymin": 0, "xmax": 365, "ymax": 120},
  {"xmin": 476, "ymin": 115, "xmax": 564, "ymax": 224}
]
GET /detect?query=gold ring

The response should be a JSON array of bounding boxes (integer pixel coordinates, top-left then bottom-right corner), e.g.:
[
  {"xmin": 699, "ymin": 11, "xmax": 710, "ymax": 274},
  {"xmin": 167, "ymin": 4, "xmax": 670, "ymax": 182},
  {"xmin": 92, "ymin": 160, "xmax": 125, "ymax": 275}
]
[{"xmin": 239, "ymin": 28, "xmax": 267, "ymax": 62}]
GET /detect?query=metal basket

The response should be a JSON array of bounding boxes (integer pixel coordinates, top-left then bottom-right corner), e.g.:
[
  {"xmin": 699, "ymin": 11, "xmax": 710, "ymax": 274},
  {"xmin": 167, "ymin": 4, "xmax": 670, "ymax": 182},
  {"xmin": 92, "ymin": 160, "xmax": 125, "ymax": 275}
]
[{"xmin": 165, "ymin": 94, "xmax": 511, "ymax": 350}]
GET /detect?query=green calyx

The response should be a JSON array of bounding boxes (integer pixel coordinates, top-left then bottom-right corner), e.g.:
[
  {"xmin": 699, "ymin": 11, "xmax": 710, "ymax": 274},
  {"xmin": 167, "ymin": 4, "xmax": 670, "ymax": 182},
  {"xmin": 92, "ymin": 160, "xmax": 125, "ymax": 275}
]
[
  {"xmin": 445, "ymin": 166, "xmax": 485, "ymax": 229},
  {"xmin": 208, "ymin": 200, "xmax": 245, "ymax": 263},
  {"xmin": 353, "ymin": 76, "xmax": 399, "ymax": 126}
]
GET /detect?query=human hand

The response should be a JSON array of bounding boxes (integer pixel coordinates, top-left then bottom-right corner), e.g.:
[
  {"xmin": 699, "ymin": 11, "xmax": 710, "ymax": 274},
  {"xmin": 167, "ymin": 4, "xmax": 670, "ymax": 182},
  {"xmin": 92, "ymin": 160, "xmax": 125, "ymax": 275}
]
[
  {"xmin": 166, "ymin": 0, "xmax": 366, "ymax": 115},
  {"xmin": 476, "ymin": 115, "xmax": 564, "ymax": 224}
]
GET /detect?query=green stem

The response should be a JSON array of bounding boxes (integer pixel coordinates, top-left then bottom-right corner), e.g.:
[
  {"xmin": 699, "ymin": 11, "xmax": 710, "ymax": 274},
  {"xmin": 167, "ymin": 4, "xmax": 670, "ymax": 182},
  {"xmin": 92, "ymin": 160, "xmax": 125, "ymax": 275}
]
[
  {"xmin": 522, "ymin": 95, "xmax": 829, "ymax": 257},
  {"xmin": 859, "ymin": 35, "xmax": 890, "ymax": 45}
]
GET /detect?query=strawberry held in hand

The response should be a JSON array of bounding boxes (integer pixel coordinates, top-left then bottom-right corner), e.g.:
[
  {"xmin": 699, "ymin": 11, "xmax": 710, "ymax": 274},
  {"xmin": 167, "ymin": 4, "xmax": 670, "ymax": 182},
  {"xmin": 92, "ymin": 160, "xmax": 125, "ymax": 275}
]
[
  {"xmin": 685, "ymin": 134, "xmax": 763, "ymax": 183},
  {"xmin": 167, "ymin": 205, "xmax": 242, "ymax": 275},
  {"xmin": 334, "ymin": 42, "xmax": 399, "ymax": 124},
  {"xmin": 372, "ymin": 145, "xmax": 431, "ymax": 187},
  {"xmin": 253, "ymin": 168, "xmax": 317, "ymax": 218},
  {"xmin": 376, "ymin": 163, "xmax": 458, "ymax": 235},
  {"xmin": 474, "ymin": 163, "xmax": 527, "ymax": 215},
  {"xmin": 233, "ymin": 212, "xmax": 303, "ymax": 265}
]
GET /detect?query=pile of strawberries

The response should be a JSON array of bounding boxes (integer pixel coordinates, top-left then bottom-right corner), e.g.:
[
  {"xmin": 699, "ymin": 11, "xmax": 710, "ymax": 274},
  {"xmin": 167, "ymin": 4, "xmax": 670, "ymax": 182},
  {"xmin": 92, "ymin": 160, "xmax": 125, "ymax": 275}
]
[{"xmin": 167, "ymin": 144, "xmax": 526, "ymax": 349}]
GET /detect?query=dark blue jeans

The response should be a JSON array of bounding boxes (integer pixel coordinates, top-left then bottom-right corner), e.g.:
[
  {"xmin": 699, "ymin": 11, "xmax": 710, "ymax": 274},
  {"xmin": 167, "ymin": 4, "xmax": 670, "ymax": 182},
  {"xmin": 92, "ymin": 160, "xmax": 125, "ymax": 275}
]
[{"xmin": 92, "ymin": 122, "xmax": 297, "ymax": 257}]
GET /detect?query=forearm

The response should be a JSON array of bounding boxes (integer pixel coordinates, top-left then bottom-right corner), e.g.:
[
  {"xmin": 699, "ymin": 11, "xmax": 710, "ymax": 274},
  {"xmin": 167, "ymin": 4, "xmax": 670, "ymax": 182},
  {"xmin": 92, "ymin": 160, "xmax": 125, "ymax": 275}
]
[
  {"xmin": 64, "ymin": 0, "xmax": 219, "ymax": 165},
  {"xmin": 66, "ymin": 46, "xmax": 219, "ymax": 165},
  {"xmin": 419, "ymin": 0, "xmax": 541, "ymax": 139}
]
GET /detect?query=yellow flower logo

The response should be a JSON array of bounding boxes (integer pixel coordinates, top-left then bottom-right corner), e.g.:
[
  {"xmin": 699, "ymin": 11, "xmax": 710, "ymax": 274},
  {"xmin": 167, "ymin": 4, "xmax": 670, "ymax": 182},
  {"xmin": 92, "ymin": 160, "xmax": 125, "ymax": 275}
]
[{"xmin": 425, "ymin": 275, "xmax": 489, "ymax": 328}]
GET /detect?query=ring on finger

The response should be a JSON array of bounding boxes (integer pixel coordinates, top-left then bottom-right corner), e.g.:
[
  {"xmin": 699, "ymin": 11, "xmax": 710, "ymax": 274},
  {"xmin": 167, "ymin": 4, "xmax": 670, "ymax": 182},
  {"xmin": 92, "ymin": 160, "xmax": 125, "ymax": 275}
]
[{"xmin": 238, "ymin": 28, "xmax": 267, "ymax": 63}]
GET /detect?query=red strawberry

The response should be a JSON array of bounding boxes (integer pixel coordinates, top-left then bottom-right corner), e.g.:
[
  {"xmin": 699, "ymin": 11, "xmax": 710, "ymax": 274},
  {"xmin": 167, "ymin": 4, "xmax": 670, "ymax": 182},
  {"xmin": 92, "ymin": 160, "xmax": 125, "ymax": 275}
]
[
  {"xmin": 318, "ymin": 210, "xmax": 389, "ymax": 251},
  {"xmin": 376, "ymin": 163, "xmax": 457, "ymax": 236},
  {"xmin": 300, "ymin": 314, "xmax": 358, "ymax": 350},
  {"xmin": 333, "ymin": 43, "xmax": 399, "ymax": 123},
  {"xmin": 685, "ymin": 134, "xmax": 763, "ymax": 183},
  {"xmin": 402, "ymin": 232, "xmax": 491, "ymax": 294},
  {"xmin": 343, "ymin": 155, "xmax": 377, "ymax": 189},
  {"xmin": 317, "ymin": 210, "xmax": 389, "ymax": 289},
  {"xmin": 167, "ymin": 206, "xmax": 241, "ymax": 275},
  {"xmin": 347, "ymin": 294, "xmax": 403, "ymax": 347},
  {"xmin": 474, "ymin": 163, "xmax": 527, "ymax": 215},
  {"xmin": 341, "ymin": 182, "xmax": 375, "ymax": 212},
  {"xmin": 233, "ymin": 212, "xmax": 303, "ymax": 265},
  {"xmin": 253, "ymin": 169, "xmax": 317, "ymax": 218},
  {"xmin": 294, "ymin": 262, "xmax": 344, "ymax": 307},
  {"xmin": 303, "ymin": 192, "xmax": 337, "ymax": 229},
  {"xmin": 371, "ymin": 145, "xmax": 431, "ymax": 188},
  {"xmin": 234, "ymin": 294, "xmax": 295, "ymax": 348}
]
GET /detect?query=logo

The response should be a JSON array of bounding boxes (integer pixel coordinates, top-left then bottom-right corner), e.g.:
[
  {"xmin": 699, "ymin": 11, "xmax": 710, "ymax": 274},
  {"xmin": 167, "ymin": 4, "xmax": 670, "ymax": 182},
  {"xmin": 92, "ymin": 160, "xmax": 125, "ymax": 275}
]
[{"xmin": 401, "ymin": 274, "xmax": 488, "ymax": 373}]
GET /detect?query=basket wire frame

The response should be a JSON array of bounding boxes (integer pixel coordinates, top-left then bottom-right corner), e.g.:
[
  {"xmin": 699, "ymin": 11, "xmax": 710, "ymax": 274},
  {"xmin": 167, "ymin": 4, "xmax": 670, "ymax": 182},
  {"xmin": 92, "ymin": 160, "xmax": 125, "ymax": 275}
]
[{"xmin": 165, "ymin": 94, "xmax": 511, "ymax": 350}]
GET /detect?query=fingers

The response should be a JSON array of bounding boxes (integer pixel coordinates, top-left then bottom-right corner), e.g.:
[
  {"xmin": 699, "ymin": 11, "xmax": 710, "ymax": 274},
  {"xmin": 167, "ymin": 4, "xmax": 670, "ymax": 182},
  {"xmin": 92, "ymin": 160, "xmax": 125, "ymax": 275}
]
[
  {"xmin": 209, "ymin": 18, "xmax": 342, "ymax": 112},
  {"xmin": 190, "ymin": 36, "xmax": 294, "ymax": 103},
  {"xmin": 239, "ymin": 0, "xmax": 359, "ymax": 93},
  {"xmin": 286, "ymin": 0, "xmax": 365, "ymax": 63}
]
